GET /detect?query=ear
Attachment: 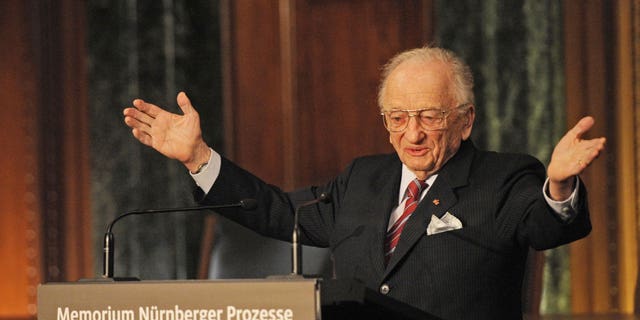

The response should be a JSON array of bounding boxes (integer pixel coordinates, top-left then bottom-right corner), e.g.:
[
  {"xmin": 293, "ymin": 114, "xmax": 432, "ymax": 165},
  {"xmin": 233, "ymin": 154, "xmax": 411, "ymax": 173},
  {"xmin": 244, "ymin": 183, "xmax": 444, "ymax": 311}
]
[{"xmin": 461, "ymin": 105, "xmax": 475, "ymax": 140}]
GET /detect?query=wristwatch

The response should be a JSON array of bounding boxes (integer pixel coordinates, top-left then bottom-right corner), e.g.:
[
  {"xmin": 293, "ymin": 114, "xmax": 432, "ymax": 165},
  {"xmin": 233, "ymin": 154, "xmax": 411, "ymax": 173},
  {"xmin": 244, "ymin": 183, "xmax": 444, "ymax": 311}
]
[{"xmin": 191, "ymin": 161, "xmax": 209, "ymax": 174}]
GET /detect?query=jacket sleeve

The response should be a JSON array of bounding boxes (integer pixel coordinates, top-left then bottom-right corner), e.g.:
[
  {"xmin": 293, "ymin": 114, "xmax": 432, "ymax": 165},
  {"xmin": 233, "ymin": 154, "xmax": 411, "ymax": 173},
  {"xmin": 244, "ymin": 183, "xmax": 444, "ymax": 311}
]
[
  {"xmin": 197, "ymin": 156, "xmax": 356, "ymax": 247},
  {"xmin": 496, "ymin": 156, "xmax": 592, "ymax": 250}
]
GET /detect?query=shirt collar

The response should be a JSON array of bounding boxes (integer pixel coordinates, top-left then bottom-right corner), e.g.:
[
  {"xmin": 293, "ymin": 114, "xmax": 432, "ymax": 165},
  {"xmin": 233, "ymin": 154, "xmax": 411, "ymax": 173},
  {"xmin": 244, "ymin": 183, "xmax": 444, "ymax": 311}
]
[{"xmin": 398, "ymin": 164, "xmax": 438, "ymax": 204}]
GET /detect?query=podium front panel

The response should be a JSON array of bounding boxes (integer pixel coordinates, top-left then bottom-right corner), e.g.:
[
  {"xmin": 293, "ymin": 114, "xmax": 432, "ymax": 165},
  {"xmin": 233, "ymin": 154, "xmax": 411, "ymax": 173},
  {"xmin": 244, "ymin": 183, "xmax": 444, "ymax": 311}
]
[{"xmin": 38, "ymin": 279, "xmax": 320, "ymax": 320}]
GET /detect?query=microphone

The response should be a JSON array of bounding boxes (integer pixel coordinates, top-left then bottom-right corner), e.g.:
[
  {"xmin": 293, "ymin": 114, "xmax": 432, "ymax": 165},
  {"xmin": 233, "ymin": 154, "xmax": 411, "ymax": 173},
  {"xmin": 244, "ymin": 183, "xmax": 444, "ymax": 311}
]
[
  {"xmin": 102, "ymin": 199, "xmax": 258, "ymax": 279},
  {"xmin": 291, "ymin": 193, "xmax": 331, "ymax": 276}
]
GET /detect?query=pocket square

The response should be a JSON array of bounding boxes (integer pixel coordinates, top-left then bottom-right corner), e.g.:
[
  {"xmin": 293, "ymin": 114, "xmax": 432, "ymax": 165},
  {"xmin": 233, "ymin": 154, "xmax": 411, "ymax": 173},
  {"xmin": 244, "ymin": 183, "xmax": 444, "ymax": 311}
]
[{"xmin": 427, "ymin": 212, "xmax": 463, "ymax": 235}]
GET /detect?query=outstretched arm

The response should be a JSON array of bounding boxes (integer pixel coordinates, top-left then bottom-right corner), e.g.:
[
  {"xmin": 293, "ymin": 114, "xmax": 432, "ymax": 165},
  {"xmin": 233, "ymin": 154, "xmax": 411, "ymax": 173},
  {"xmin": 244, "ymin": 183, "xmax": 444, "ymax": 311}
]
[
  {"xmin": 547, "ymin": 116, "xmax": 606, "ymax": 200},
  {"xmin": 123, "ymin": 92, "xmax": 211, "ymax": 172}
]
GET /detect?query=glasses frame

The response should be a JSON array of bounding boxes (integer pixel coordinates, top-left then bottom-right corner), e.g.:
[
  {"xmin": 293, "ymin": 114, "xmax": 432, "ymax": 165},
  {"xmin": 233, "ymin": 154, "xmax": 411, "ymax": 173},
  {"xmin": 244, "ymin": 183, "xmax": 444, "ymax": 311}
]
[{"xmin": 380, "ymin": 104, "xmax": 471, "ymax": 133}]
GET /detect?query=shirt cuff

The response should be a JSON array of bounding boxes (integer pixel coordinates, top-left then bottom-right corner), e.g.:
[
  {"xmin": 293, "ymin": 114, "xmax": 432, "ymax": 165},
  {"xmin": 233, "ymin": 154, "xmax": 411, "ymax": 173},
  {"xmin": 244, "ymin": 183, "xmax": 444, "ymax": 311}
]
[
  {"xmin": 543, "ymin": 176, "xmax": 580, "ymax": 221},
  {"xmin": 189, "ymin": 148, "xmax": 221, "ymax": 194}
]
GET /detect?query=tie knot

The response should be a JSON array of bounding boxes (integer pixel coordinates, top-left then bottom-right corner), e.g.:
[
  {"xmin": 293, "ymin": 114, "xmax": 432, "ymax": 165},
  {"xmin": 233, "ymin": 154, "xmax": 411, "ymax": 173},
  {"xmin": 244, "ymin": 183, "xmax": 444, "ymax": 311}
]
[{"xmin": 405, "ymin": 179, "xmax": 427, "ymax": 200}]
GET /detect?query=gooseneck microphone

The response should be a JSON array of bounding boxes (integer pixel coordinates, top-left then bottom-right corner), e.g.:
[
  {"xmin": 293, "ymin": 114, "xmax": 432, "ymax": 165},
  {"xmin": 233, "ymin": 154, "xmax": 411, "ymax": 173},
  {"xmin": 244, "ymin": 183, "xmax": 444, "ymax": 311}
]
[
  {"xmin": 291, "ymin": 193, "xmax": 332, "ymax": 276},
  {"xmin": 102, "ymin": 199, "xmax": 258, "ymax": 279}
]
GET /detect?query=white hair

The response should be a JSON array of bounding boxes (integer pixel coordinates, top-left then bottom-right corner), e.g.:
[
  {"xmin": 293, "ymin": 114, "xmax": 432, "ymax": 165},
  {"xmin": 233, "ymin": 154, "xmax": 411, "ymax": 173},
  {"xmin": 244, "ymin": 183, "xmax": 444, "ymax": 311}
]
[{"xmin": 378, "ymin": 46, "xmax": 475, "ymax": 110}]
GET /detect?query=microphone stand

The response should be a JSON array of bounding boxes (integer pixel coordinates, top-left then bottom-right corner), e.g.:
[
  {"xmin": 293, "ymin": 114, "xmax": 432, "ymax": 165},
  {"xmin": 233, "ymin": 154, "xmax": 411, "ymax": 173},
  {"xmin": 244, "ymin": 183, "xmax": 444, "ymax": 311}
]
[
  {"xmin": 102, "ymin": 199, "xmax": 257, "ymax": 279},
  {"xmin": 291, "ymin": 193, "xmax": 331, "ymax": 277}
]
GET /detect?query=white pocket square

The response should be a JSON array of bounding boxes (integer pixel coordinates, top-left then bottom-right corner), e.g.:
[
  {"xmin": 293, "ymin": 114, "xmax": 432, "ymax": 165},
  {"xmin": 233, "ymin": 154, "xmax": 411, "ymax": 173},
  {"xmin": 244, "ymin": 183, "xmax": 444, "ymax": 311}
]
[{"xmin": 427, "ymin": 212, "xmax": 463, "ymax": 235}]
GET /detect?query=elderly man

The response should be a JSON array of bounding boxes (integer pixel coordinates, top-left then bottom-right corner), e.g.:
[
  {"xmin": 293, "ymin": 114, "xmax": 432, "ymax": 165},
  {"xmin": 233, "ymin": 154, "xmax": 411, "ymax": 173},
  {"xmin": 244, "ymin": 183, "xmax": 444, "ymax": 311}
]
[{"xmin": 123, "ymin": 46, "xmax": 605, "ymax": 319}]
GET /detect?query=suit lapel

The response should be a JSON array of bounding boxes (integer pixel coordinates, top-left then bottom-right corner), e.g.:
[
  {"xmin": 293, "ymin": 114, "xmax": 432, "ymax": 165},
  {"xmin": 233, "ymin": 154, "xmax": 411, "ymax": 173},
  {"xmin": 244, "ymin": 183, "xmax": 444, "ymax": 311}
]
[
  {"xmin": 366, "ymin": 159, "xmax": 402, "ymax": 278},
  {"xmin": 383, "ymin": 140, "xmax": 477, "ymax": 275}
]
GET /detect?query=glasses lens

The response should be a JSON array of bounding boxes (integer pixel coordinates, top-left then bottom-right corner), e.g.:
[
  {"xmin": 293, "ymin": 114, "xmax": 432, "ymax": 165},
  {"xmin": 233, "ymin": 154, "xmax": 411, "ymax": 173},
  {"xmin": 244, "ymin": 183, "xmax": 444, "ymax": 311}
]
[
  {"xmin": 382, "ymin": 108, "xmax": 452, "ymax": 132},
  {"xmin": 418, "ymin": 109, "xmax": 445, "ymax": 129},
  {"xmin": 384, "ymin": 111, "xmax": 408, "ymax": 131}
]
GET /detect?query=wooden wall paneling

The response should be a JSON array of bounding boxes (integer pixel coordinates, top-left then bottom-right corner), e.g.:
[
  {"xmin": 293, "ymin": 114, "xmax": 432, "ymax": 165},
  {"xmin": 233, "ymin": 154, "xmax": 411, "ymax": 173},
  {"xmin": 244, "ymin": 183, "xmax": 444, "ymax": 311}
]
[
  {"xmin": 0, "ymin": 0, "xmax": 90, "ymax": 317},
  {"xmin": 584, "ymin": 0, "xmax": 617, "ymax": 313},
  {"xmin": 223, "ymin": 0, "xmax": 432, "ymax": 190},
  {"xmin": 635, "ymin": 0, "xmax": 640, "ymax": 313},
  {"xmin": 57, "ymin": 0, "xmax": 92, "ymax": 282},
  {"xmin": 0, "ymin": 2, "xmax": 43, "ymax": 317},
  {"xmin": 565, "ymin": 0, "xmax": 619, "ymax": 313},
  {"xmin": 36, "ymin": 0, "xmax": 92, "ymax": 283},
  {"xmin": 564, "ymin": 1, "xmax": 592, "ymax": 311},
  {"xmin": 293, "ymin": 0, "xmax": 432, "ymax": 187},
  {"xmin": 614, "ymin": 0, "xmax": 638, "ymax": 314},
  {"xmin": 223, "ymin": 1, "xmax": 288, "ymax": 187},
  {"xmin": 279, "ymin": 0, "xmax": 297, "ymax": 189}
]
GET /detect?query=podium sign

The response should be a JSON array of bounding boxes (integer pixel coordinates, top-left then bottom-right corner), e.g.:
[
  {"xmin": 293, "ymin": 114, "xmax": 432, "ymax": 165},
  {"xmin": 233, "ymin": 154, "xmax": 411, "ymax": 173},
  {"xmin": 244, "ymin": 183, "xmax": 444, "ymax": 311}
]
[{"xmin": 38, "ymin": 279, "xmax": 320, "ymax": 320}]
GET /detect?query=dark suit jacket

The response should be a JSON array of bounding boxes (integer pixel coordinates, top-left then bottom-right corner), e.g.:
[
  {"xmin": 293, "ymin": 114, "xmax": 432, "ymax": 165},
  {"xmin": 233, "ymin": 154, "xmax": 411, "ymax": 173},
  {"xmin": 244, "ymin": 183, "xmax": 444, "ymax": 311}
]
[{"xmin": 202, "ymin": 140, "xmax": 591, "ymax": 319}]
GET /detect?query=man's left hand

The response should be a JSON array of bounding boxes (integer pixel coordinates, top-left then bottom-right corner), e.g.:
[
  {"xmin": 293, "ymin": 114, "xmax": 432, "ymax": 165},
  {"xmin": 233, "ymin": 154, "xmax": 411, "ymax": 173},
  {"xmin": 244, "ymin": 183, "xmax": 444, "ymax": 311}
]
[{"xmin": 547, "ymin": 116, "xmax": 606, "ymax": 201}]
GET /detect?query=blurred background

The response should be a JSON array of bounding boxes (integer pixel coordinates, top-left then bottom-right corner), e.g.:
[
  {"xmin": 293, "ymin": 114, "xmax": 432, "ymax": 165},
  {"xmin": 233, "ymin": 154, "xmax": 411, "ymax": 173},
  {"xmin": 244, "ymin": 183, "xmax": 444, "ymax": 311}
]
[{"xmin": 1, "ymin": 0, "xmax": 637, "ymax": 318}]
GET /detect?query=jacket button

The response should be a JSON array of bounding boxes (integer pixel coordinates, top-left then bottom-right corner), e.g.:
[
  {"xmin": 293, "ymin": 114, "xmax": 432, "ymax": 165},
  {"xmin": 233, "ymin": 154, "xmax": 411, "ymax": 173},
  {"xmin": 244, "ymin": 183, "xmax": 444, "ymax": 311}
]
[{"xmin": 380, "ymin": 284, "xmax": 390, "ymax": 295}]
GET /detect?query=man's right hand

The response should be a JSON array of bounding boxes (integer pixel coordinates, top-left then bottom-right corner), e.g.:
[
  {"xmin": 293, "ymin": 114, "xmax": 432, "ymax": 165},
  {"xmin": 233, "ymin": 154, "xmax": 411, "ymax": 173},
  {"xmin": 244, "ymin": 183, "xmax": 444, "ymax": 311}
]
[{"xmin": 123, "ymin": 91, "xmax": 211, "ymax": 173}]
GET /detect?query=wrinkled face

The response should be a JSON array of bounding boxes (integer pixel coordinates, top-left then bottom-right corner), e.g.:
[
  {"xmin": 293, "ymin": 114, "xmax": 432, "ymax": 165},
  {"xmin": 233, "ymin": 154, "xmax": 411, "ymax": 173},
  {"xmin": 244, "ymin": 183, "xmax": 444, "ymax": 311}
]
[{"xmin": 380, "ymin": 60, "xmax": 475, "ymax": 180}]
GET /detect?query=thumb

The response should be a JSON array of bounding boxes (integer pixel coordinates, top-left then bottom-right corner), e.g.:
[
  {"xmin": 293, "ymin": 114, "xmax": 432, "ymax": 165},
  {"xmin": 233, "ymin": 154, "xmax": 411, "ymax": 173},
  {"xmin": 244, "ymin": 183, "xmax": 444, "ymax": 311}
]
[
  {"xmin": 571, "ymin": 116, "xmax": 595, "ymax": 140},
  {"xmin": 176, "ymin": 91, "xmax": 196, "ymax": 114}
]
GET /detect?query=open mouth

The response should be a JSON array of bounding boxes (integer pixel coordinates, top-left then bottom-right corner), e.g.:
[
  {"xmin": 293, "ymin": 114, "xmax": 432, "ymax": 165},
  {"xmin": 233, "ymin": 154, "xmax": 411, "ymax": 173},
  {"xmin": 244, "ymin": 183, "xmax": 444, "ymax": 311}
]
[{"xmin": 405, "ymin": 147, "xmax": 429, "ymax": 156}]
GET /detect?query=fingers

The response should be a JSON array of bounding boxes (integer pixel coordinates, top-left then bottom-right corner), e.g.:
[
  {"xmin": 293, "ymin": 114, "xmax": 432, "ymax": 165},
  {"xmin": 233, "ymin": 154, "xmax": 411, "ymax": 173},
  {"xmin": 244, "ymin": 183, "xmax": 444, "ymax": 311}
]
[
  {"xmin": 123, "ymin": 107, "xmax": 154, "ymax": 129},
  {"xmin": 124, "ymin": 98, "xmax": 164, "ymax": 132},
  {"xmin": 125, "ymin": 93, "xmax": 193, "ymax": 123},
  {"xmin": 124, "ymin": 96, "xmax": 178, "ymax": 133},
  {"xmin": 130, "ymin": 128, "xmax": 153, "ymax": 147},
  {"xmin": 550, "ymin": 116, "xmax": 605, "ymax": 180},
  {"xmin": 568, "ymin": 137, "xmax": 606, "ymax": 176},
  {"xmin": 581, "ymin": 137, "xmax": 607, "ymax": 163},
  {"xmin": 132, "ymin": 98, "xmax": 163, "ymax": 118}
]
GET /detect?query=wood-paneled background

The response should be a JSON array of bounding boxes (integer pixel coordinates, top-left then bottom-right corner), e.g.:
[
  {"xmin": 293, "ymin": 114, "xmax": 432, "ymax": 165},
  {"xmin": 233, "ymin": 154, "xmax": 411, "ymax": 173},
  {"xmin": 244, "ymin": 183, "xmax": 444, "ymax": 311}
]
[
  {"xmin": 222, "ymin": 0, "xmax": 430, "ymax": 189},
  {"xmin": 564, "ymin": 0, "xmax": 637, "ymax": 313},
  {"xmin": 0, "ymin": 0, "xmax": 638, "ymax": 318},
  {"xmin": 0, "ymin": 0, "xmax": 91, "ymax": 318}
]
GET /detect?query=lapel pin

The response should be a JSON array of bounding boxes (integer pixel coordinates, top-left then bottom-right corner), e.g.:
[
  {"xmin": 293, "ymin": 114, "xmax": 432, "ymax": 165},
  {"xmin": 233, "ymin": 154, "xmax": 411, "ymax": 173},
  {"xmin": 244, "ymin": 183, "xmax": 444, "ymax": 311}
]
[{"xmin": 432, "ymin": 199, "xmax": 440, "ymax": 206}]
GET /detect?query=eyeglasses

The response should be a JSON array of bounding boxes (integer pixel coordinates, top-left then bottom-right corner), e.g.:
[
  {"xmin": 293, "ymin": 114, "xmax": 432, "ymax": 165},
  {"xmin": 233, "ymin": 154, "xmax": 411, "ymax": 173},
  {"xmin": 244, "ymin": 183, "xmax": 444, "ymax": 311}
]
[{"xmin": 380, "ymin": 104, "xmax": 471, "ymax": 132}]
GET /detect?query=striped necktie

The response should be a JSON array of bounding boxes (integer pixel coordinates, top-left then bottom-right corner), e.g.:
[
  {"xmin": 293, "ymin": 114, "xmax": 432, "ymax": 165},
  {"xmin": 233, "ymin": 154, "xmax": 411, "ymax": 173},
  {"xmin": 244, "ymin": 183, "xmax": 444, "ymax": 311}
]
[{"xmin": 384, "ymin": 178, "xmax": 428, "ymax": 264}]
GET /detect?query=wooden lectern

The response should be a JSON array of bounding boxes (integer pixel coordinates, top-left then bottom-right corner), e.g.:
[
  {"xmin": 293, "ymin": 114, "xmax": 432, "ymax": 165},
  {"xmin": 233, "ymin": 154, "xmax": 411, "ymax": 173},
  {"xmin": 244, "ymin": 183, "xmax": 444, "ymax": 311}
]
[{"xmin": 38, "ymin": 278, "xmax": 438, "ymax": 320}]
